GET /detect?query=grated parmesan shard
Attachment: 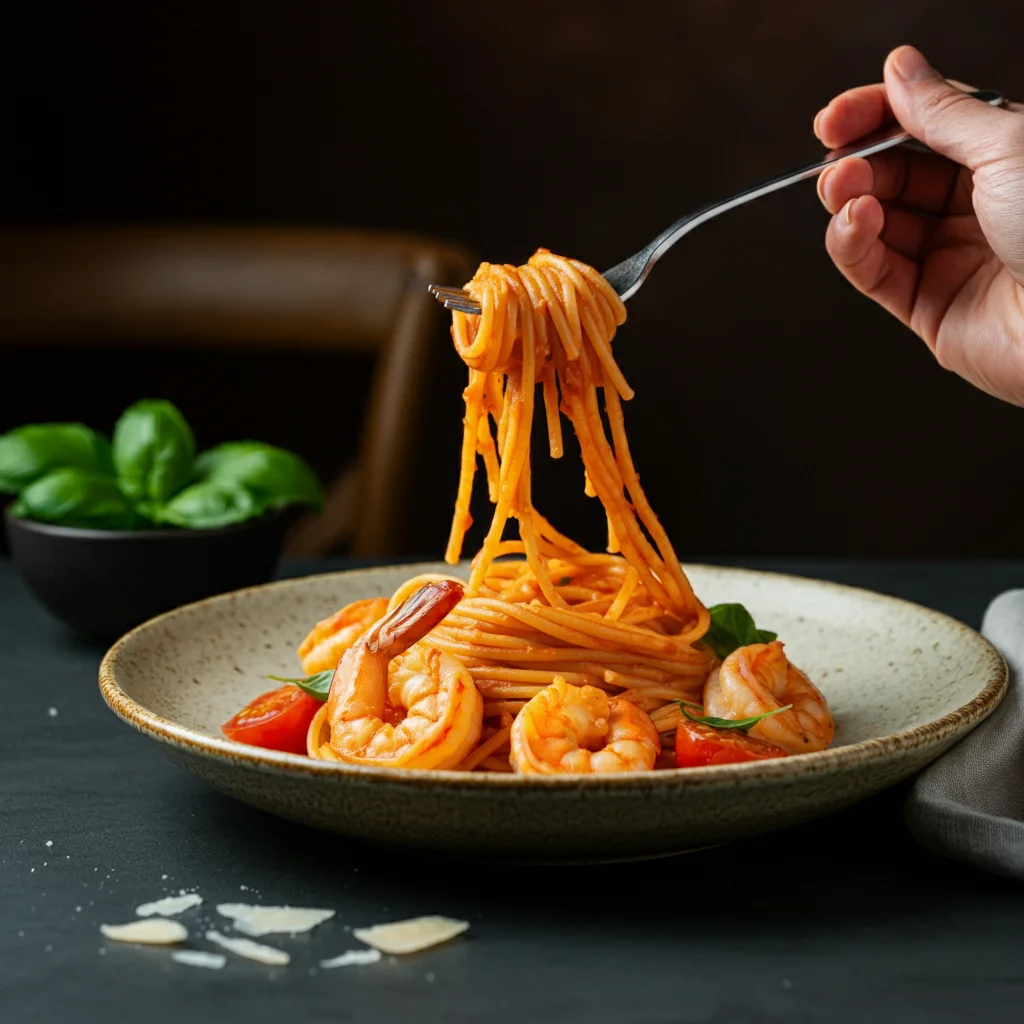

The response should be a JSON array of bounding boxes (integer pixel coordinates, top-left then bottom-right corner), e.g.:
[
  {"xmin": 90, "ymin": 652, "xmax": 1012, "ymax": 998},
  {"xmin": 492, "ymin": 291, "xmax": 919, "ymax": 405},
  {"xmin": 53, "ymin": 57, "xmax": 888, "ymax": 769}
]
[
  {"xmin": 171, "ymin": 950, "xmax": 226, "ymax": 970},
  {"xmin": 206, "ymin": 930, "xmax": 290, "ymax": 966},
  {"xmin": 135, "ymin": 893, "xmax": 203, "ymax": 917},
  {"xmin": 352, "ymin": 916, "xmax": 469, "ymax": 955},
  {"xmin": 100, "ymin": 920, "xmax": 188, "ymax": 945},
  {"xmin": 215, "ymin": 903, "xmax": 335, "ymax": 936},
  {"xmin": 320, "ymin": 948, "xmax": 382, "ymax": 969}
]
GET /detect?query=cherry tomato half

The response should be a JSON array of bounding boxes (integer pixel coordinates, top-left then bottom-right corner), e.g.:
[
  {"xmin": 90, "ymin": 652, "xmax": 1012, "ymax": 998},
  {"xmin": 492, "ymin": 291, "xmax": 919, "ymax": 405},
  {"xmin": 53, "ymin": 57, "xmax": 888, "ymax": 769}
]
[
  {"xmin": 222, "ymin": 685, "xmax": 321, "ymax": 755},
  {"xmin": 675, "ymin": 718, "xmax": 789, "ymax": 768}
]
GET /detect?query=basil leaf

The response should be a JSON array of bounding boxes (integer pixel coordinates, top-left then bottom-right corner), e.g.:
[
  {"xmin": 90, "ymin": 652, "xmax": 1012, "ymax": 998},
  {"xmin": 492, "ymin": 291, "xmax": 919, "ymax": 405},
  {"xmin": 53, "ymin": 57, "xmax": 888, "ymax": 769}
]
[
  {"xmin": 679, "ymin": 702, "xmax": 793, "ymax": 732},
  {"xmin": 151, "ymin": 480, "xmax": 260, "ymax": 529},
  {"xmin": 113, "ymin": 400, "xmax": 196, "ymax": 504},
  {"xmin": 268, "ymin": 671, "xmax": 333, "ymax": 701},
  {"xmin": 557, "ymin": 577, "xmax": 572, "ymax": 586},
  {"xmin": 0, "ymin": 423, "xmax": 114, "ymax": 494},
  {"xmin": 132, "ymin": 501, "xmax": 164, "ymax": 527},
  {"xmin": 195, "ymin": 442, "xmax": 323, "ymax": 512},
  {"xmin": 702, "ymin": 603, "xmax": 778, "ymax": 659},
  {"xmin": 9, "ymin": 469, "xmax": 136, "ymax": 530}
]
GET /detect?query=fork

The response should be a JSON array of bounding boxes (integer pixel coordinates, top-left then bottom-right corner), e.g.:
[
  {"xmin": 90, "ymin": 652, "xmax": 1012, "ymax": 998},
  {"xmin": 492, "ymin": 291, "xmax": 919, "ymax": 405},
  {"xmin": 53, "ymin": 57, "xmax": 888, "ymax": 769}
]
[{"xmin": 429, "ymin": 87, "xmax": 1004, "ymax": 314}]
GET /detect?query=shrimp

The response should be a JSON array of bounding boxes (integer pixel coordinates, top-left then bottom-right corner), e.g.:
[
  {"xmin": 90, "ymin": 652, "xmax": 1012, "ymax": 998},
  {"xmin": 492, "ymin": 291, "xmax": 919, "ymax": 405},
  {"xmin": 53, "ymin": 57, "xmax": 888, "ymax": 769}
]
[
  {"xmin": 509, "ymin": 677, "xmax": 660, "ymax": 774},
  {"xmin": 324, "ymin": 580, "xmax": 483, "ymax": 769},
  {"xmin": 703, "ymin": 641, "xmax": 834, "ymax": 754},
  {"xmin": 298, "ymin": 597, "xmax": 390, "ymax": 674}
]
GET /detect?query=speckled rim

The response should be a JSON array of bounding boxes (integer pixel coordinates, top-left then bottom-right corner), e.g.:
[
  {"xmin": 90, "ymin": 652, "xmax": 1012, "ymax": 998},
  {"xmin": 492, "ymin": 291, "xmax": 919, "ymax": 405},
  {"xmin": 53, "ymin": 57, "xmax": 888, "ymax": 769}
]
[{"xmin": 98, "ymin": 562, "xmax": 1008, "ymax": 790}]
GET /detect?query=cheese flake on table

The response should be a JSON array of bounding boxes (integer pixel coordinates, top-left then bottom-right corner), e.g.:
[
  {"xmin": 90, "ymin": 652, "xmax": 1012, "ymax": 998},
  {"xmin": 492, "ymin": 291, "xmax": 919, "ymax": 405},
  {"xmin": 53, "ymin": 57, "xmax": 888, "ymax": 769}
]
[
  {"xmin": 171, "ymin": 950, "xmax": 226, "ymax": 970},
  {"xmin": 135, "ymin": 893, "xmax": 203, "ymax": 917},
  {"xmin": 320, "ymin": 948, "xmax": 382, "ymax": 969},
  {"xmin": 215, "ymin": 903, "xmax": 335, "ymax": 936},
  {"xmin": 100, "ymin": 920, "xmax": 188, "ymax": 945},
  {"xmin": 205, "ymin": 930, "xmax": 290, "ymax": 966},
  {"xmin": 352, "ymin": 916, "xmax": 469, "ymax": 955}
]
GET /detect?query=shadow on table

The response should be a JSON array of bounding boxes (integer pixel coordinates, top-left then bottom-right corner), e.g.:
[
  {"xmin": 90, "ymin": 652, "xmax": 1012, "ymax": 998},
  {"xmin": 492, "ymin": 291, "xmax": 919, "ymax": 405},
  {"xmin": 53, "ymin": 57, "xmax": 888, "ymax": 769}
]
[{"xmin": 180, "ymin": 778, "xmax": 1019, "ymax": 942}]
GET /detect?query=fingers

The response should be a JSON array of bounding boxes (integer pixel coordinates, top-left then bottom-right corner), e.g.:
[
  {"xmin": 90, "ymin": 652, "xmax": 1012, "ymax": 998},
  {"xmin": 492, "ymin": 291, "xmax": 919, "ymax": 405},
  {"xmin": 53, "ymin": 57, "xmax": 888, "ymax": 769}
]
[
  {"xmin": 884, "ymin": 46, "xmax": 1020, "ymax": 170},
  {"xmin": 816, "ymin": 47, "xmax": 1024, "ymax": 345},
  {"xmin": 818, "ymin": 159, "xmax": 939, "ymax": 260},
  {"xmin": 814, "ymin": 84, "xmax": 893, "ymax": 149},
  {"xmin": 817, "ymin": 150, "xmax": 967, "ymax": 217},
  {"xmin": 876, "ymin": 205, "xmax": 937, "ymax": 262},
  {"xmin": 825, "ymin": 195, "xmax": 920, "ymax": 329}
]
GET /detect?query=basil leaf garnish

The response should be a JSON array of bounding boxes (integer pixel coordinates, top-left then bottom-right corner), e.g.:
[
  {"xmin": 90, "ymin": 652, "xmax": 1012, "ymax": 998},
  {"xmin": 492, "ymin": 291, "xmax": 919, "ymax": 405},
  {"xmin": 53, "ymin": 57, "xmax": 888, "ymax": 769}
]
[
  {"xmin": 268, "ymin": 671, "xmax": 334, "ymax": 701},
  {"xmin": 702, "ymin": 603, "xmax": 778, "ymax": 659},
  {"xmin": 678, "ymin": 700, "xmax": 793, "ymax": 732}
]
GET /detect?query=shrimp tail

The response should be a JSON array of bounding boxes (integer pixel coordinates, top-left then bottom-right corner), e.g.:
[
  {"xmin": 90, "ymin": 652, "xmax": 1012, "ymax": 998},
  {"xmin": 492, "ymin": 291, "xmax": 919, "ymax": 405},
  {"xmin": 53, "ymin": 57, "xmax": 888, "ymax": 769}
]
[{"xmin": 366, "ymin": 580, "xmax": 464, "ymax": 658}]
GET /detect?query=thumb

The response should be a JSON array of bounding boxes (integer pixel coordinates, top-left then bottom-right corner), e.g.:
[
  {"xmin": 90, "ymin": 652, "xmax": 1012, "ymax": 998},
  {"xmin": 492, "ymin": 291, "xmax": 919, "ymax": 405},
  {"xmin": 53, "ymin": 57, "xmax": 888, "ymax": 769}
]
[{"xmin": 884, "ymin": 45, "xmax": 1015, "ymax": 170}]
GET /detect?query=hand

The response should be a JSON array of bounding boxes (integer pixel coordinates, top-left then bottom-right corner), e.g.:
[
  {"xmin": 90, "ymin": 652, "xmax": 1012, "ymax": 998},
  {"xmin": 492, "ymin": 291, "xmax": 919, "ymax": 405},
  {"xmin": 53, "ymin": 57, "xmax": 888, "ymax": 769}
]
[{"xmin": 814, "ymin": 45, "xmax": 1024, "ymax": 405}]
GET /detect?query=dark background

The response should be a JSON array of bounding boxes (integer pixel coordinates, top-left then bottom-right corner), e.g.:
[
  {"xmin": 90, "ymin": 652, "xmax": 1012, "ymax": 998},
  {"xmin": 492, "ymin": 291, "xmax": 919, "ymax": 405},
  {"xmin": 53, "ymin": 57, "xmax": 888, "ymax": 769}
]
[{"xmin": 3, "ymin": 0, "xmax": 1024, "ymax": 558}]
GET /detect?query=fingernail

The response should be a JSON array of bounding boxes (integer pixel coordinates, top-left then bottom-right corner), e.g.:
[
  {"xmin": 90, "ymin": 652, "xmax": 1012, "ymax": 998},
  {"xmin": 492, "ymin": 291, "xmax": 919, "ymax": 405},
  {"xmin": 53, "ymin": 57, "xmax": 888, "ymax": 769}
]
[
  {"xmin": 892, "ymin": 46, "xmax": 938, "ymax": 82},
  {"xmin": 843, "ymin": 197, "xmax": 858, "ymax": 226},
  {"xmin": 816, "ymin": 165, "xmax": 833, "ymax": 203},
  {"xmin": 813, "ymin": 106, "xmax": 827, "ymax": 138}
]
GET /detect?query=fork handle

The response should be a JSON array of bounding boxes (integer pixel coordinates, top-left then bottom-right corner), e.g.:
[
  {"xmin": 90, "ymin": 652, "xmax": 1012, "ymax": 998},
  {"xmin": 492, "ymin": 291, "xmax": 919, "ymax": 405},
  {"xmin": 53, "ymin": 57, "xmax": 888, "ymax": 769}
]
[{"xmin": 604, "ymin": 88, "xmax": 1005, "ymax": 302}]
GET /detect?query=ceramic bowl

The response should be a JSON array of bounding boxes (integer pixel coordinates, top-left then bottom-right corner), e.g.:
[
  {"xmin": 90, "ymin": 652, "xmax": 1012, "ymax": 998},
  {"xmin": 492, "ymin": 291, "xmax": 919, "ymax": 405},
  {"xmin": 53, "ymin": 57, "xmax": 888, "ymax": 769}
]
[
  {"xmin": 99, "ymin": 562, "xmax": 1006, "ymax": 862},
  {"xmin": 6, "ymin": 508, "xmax": 291, "ymax": 640}
]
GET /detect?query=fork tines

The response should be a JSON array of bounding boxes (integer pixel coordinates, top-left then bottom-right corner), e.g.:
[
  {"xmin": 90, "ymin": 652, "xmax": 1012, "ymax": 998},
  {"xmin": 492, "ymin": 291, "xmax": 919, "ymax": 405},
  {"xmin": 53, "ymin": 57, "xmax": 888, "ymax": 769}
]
[{"xmin": 428, "ymin": 284, "xmax": 483, "ymax": 315}]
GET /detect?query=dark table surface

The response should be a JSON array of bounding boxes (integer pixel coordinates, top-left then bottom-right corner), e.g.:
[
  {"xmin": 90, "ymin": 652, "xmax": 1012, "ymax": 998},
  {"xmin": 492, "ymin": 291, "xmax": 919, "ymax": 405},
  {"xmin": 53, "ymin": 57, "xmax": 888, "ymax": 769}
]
[{"xmin": 4, "ymin": 556, "xmax": 1024, "ymax": 1024}]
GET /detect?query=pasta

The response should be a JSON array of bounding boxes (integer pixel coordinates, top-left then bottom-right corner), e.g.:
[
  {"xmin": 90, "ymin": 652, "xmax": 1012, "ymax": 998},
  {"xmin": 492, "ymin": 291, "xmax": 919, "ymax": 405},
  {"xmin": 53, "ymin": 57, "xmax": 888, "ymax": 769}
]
[{"xmin": 225, "ymin": 251, "xmax": 835, "ymax": 772}]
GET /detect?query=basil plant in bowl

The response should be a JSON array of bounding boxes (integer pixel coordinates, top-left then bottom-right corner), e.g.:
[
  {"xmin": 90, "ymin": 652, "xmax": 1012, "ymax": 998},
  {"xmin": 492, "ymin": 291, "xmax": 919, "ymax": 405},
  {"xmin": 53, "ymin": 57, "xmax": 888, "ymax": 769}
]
[
  {"xmin": 1, "ymin": 400, "xmax": 323, "ymax": 639},
  {"xmin": 3, "ymin": 399, "xmax": 322, "ymax": 530}
]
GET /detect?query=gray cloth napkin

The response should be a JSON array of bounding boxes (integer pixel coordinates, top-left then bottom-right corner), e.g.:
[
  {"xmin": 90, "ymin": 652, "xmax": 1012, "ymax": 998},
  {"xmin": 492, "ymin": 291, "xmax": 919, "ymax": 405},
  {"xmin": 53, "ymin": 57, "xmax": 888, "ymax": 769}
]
[{"xmin": 906, "ymin": 589, "xmax": 1024, "ymax": 878}]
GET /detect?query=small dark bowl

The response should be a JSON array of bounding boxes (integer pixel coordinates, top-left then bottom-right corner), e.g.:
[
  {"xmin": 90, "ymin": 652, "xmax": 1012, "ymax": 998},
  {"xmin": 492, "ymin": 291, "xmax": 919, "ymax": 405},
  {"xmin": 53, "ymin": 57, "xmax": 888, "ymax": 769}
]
[{"xmin": 4, "ymin": 508, "xmax": 292, "ymax": 641}]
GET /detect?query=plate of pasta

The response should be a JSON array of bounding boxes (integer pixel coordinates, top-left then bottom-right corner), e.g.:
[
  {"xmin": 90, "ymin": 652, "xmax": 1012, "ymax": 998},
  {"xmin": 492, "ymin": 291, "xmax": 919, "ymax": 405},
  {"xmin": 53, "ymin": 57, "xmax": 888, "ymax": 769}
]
[{"xmin": 99, "ymin": 251, "xmax": 1006, "ymax": 861}]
